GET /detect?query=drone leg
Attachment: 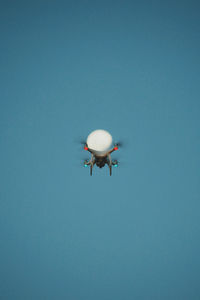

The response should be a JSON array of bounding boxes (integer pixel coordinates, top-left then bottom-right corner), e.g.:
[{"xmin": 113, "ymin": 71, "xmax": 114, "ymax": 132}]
[
  {"xmin": 85, "ymin": 154, "xmax": 94, "ymax": 166},
  {"xmin": 90, "ymin": 164, "xmax": 93, "ymax": 176},
  {"xmin": 108, "ymin": 154, "xmax": 112, "ymax": 176},
  {"xmin": 90, "ymin": 154, "xmax": 95, "ymax": 176},
  {"xmin": 109, "ymin": 165, "xmax": 112, "ymax": 176}
]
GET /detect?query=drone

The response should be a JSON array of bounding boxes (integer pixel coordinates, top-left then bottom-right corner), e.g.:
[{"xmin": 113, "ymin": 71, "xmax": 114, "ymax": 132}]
[{"xmin": 81, "ymin": 129, "xmax": 121, "ymax": 176}]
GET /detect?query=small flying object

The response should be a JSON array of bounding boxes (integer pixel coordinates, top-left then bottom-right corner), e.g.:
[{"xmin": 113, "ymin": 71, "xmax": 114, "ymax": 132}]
[{"xmin": 82, "ymin": 129, "xmax": 122, "ymax": 176}]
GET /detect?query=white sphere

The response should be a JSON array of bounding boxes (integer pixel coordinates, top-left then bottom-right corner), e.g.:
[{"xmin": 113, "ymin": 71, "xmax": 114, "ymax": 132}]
[{"xmin": 87, "ymin": 129, "xmax": 113, "ymax": 152}]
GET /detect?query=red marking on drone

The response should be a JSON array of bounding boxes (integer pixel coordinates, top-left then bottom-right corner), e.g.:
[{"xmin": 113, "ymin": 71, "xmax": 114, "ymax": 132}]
[
  {"xmin": 114, "ymin": 146, "xmax": 118, "ymax": 150},
  {"xmin": 84, "ymin": 146, "xmax": 88, "ymax": 150}
]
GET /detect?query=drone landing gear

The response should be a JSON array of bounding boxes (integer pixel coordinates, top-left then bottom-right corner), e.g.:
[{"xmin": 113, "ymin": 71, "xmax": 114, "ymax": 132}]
[
  {"xmin": 109, "ymin": 165, "xmax": 112, "ymax": 176},
  {"xmin": 107, "ymin": 154, "xmax": 112, "ymax": 176},
  {"xmin": 90, "ymin": 164, "xmax": 93, "ymax": 176}
]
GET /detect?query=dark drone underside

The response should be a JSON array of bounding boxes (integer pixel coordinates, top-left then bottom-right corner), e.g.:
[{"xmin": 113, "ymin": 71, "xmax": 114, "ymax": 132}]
[{"xmin": 83, "ymin": 143, "xmax": 120, "ymax": 176}]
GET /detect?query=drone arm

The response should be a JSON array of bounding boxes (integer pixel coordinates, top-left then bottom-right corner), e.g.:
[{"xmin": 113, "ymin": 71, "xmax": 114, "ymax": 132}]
[
  {"xmin": 84, "ymin": 154, "xmax": 95, "ymax": 176},
  {"xmin": 108, "ymin": 146, "xmax": 118, "ymax": 154},
  {"xmin": 85, "ymin": 154, "xmax": 94, "ymax": 165},
  {"xmin": 87, "ymin": 148, "xmax": 93, "ymax": 154},
  {"xmin": 84, "ymin": 144, "xmax": 94, "ymax": 154}
]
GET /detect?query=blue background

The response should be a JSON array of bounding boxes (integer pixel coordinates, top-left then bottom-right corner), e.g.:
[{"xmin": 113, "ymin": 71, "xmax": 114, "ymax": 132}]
[{"xmin": 1, "ymin": 0, "xmax": 200, "ymax": 299}]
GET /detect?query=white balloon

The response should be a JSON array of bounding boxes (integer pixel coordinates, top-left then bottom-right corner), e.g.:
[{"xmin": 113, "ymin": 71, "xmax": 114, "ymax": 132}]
[{"xmin": 87, "ymin": 129, "xmax": 113, "ymax": 152}]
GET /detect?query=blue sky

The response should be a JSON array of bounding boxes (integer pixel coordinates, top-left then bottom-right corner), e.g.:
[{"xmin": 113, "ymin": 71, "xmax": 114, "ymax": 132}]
[{"xmin": 0, "ymin": 0, "xmax": 200, "ymax": 299}]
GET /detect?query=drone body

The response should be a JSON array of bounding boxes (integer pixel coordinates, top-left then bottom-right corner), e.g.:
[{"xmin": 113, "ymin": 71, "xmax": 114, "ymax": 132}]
[{"xmin": 83, "ymin": 129, "xmax": 120, "ymax": 176}]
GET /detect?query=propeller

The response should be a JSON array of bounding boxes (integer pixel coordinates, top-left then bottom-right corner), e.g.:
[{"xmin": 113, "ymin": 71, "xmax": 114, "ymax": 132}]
[
  {"xmin": 112, "ymin": 159, "xmax": 119, "ymax": 167},
  {"xmin": 74, "ymin": 138, "xmax": 89, "ymax": 151},
  {"xmin": 74, "ymin": 138, "xmax": 87, "ymax": 145},
  {"xmin": 114, "ymin": 141, "xmax": 124, "ymax": 148},
  {"xmin": 80, "ymin": 140, "xmax": 87, "ymax": 146},
  {"xmin": 113, "ymin": 142, "xmax": 123, "ymax": 151},
  {"xmin": 79, "ymin": 140, "xmax": 88, "ymax": 150},
  {"xmin": 83, "ymin": 159, "xmax": 90, "ymax": 167},
  {"xmin": 114, "ymin": 137, "xmax": 129, "ymax": 148}
]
